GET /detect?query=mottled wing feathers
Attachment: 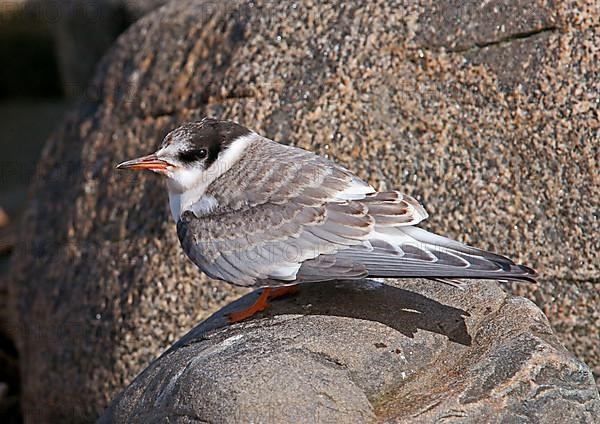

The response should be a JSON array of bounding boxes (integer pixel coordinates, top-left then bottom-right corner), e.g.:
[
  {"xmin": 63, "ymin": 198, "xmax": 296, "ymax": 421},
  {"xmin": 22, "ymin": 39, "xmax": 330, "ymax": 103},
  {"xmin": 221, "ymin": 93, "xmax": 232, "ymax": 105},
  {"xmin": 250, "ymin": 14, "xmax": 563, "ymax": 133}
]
[
  {"xmin": 178, "ymin": 193, "xmax": 393, "ymax": 286},
  {"xmin": 359, "ymin": 191, "xmax": 428, "ymax": 226}
]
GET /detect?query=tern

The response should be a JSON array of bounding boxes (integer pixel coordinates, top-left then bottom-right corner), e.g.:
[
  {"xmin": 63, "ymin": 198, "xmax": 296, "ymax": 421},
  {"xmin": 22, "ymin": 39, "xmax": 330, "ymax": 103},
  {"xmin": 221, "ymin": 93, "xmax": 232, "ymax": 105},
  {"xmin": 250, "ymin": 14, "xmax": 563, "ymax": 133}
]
[{"xmin": 117, "ymin": 118, "xmax": 536, "ymax": 322}]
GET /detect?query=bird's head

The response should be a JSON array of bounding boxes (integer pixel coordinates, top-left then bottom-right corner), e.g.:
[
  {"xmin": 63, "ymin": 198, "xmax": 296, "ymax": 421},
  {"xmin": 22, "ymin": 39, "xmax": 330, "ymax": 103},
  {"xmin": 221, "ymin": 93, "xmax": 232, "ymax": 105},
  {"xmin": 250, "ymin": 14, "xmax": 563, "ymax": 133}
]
[{"xmin": 116, "ymin": 118, "xmax": 252, "ymax": 193}]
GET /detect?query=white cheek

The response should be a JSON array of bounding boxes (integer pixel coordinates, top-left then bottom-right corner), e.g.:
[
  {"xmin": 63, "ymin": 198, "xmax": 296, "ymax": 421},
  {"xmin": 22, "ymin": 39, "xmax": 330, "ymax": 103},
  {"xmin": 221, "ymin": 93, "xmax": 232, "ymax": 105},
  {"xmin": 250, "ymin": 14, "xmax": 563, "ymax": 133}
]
[{"xmin": 168, "ymin": 167, "xmax": 205, "ymax": 191}]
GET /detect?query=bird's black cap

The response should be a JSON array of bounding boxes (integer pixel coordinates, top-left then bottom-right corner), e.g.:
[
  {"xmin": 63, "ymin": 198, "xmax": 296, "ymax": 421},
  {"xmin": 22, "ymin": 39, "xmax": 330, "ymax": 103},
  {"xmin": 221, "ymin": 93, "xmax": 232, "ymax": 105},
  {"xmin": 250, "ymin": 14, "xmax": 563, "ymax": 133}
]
[{"xmin": 163, "ymin": 118, "xmax": 252, "ymax": 167}]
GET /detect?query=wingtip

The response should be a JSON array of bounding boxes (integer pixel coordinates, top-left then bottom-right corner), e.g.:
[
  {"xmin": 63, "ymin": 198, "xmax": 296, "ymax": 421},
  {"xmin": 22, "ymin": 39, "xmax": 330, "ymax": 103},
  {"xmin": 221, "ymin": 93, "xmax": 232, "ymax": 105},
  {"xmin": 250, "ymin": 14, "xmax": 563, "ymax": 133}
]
[
  {"xmin": 504, "ymin": 264, "xmax": 537, "ymax": 283},
  {"xmin": 522, "ymin": 264, "xmax": 538, "ymax": 283}
]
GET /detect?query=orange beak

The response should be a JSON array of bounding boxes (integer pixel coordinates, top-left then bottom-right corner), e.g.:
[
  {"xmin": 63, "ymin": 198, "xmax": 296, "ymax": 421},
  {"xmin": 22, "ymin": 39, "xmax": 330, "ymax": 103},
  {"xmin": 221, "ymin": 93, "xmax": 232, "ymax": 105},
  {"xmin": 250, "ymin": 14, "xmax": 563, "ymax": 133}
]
[{"xmin": 116, "ymin": 153, "xmax": 171, "ymax": 172}]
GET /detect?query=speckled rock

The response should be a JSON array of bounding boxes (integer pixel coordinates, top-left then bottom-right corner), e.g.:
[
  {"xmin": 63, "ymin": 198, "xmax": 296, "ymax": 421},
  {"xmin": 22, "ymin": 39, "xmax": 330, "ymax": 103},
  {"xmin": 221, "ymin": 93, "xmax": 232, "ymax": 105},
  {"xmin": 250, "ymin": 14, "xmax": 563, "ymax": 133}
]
[
  {"xmin": 99, "ymin": 279, "xmax": 600, "ymax": 423},
  {"xmin": 8, "ymin": 0, "xmax": 600, "ymax": 422}
]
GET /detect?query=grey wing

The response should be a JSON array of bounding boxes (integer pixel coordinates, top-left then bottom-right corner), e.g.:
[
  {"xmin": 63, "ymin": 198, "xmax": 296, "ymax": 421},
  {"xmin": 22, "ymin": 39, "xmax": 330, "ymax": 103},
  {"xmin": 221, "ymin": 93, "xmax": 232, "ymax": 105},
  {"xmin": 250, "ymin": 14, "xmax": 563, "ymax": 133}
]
[
  {"xmin": 176, "ymin": 187, "xmax": 385, "ymax": 287},
  {"xmin": 176, "ymin": 202, "xmax": 336, "ymax": 286},
  {"xmin": 176, "ymin": 186, "xmax": 465, "ymax": 287},
  {"xmin": 177, "ymin": 189, "xmax": 535, "ymax": 286}
]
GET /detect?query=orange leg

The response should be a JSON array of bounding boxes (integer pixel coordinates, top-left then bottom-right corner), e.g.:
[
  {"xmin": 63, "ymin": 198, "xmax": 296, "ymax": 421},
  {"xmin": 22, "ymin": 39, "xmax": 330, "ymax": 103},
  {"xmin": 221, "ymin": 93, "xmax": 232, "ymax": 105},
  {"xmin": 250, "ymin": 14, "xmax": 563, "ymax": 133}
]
[
  {"xmin": 270, "ymin": 285, "xmax": 299, "ymax": 300},
  {"xmin": 227, "ymin": 285, "xmax": 299, "ymax": 323}
]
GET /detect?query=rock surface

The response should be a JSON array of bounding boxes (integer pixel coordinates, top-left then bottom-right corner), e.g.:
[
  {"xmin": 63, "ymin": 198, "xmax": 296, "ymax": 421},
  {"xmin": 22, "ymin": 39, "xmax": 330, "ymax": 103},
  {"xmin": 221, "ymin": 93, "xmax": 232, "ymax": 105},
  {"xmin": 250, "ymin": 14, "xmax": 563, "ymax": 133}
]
[
  {"xmin": 7, "ymin": 0, "xmax": 600, "ymax": 422},
  {"xmin": 99, "ymin": 279, "xmax": 600, "ymax": 423}
]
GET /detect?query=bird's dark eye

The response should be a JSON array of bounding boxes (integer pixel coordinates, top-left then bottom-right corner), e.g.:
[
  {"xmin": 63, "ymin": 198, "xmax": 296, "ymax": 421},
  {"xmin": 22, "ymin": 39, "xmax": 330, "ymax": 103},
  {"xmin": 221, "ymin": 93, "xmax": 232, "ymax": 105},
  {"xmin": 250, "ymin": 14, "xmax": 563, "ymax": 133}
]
[{"xmin": 178, "ymin": 148, "xmax": 208, "ymax": 163}]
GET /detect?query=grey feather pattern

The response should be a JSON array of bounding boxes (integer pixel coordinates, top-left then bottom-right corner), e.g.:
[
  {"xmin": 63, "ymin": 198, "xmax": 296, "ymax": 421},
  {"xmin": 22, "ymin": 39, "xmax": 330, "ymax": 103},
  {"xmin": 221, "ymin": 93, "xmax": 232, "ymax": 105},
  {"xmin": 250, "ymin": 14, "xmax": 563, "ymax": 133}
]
[{"xmin": 177, "ymin": 136, "xmax": 535, "ymax": 287}]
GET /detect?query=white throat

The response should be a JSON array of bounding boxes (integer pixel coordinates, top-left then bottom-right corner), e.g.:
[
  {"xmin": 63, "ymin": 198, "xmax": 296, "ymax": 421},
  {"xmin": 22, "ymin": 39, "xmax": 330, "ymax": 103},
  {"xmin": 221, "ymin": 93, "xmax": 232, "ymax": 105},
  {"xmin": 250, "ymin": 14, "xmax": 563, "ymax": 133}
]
[{"xmin": 167, "ymin": 133, "xmax": 255, "ymax": 221}]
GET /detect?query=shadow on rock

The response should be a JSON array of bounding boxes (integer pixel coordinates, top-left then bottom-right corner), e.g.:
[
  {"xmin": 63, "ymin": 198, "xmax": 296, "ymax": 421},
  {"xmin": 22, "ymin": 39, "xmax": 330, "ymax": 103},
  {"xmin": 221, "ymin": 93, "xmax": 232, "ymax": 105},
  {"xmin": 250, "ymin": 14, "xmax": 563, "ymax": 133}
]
[{"xmin": 169, "ymin": 279, "xmax": 471, "ymax": 355}]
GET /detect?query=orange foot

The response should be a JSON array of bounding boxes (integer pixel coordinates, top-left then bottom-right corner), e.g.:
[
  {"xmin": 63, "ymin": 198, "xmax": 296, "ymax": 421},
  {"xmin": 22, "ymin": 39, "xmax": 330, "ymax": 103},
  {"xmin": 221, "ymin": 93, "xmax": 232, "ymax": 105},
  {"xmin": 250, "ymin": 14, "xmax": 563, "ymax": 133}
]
[{"xmin": 227, "ymin": 285, "xmax": 299, "ymax": 323}]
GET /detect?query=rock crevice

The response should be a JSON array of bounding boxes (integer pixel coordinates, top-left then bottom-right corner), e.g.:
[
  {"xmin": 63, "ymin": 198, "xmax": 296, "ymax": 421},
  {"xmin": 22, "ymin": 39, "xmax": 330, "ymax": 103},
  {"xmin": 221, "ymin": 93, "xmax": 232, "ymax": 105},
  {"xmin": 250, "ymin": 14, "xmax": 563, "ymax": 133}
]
[{"xmin": 447, "ymin": 26, "xmax": 559, "ymax": 53}]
